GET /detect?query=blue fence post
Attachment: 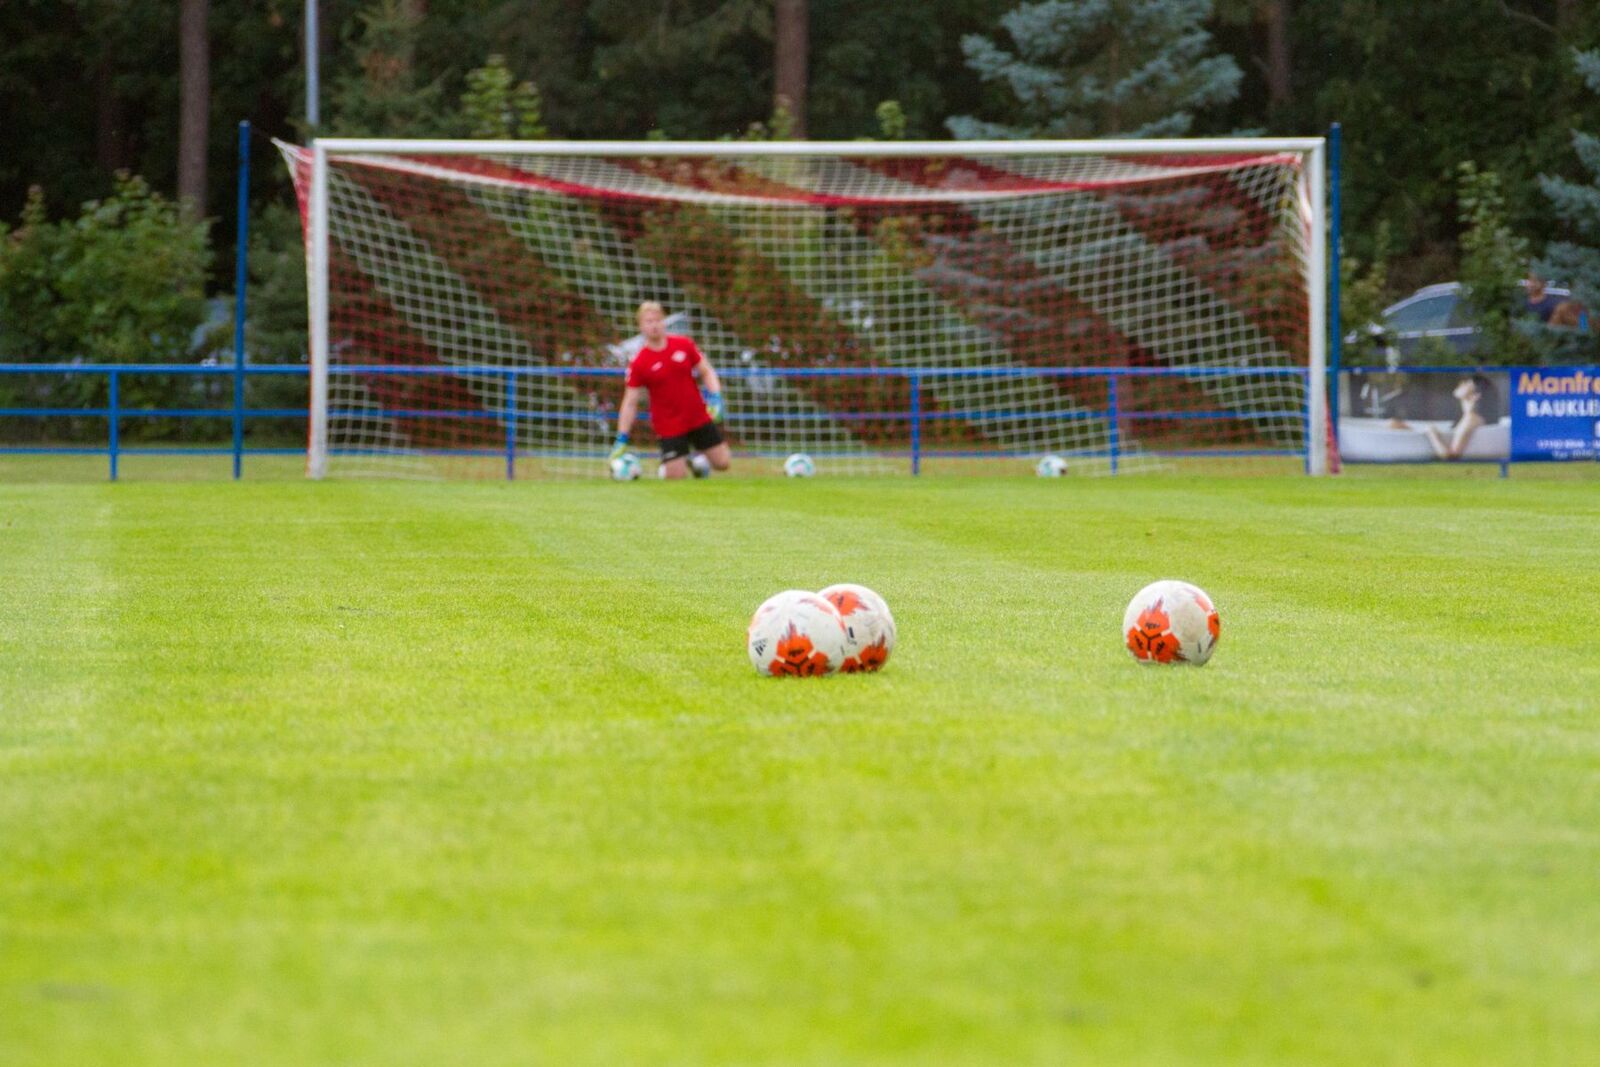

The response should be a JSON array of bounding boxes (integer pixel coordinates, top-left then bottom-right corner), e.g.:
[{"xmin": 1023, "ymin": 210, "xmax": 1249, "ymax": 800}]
[
  {"xmin": 504, "ymin": 368, "xmax": 517, "ymax": 480},
  {"xmin": 1107, "ymin": 375, "xmax": 1120, "ymax": 475},
  {"xmin": 909, "ymin": 372, "xmax": 922, "ymax": 476},
  {"xmin": 108, "ymin": 370, "xmax": 120, "ymax": 482},
  {"xmin": 232, "ymin": 120, "xmax": 251, "ymax": 480}
]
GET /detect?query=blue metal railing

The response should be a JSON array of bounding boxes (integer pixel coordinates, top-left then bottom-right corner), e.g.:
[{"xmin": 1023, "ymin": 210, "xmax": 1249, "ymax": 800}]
[
  {"xmin": 0, "ymin": 362, "xmax": 1312, "ymax": 480},
  {"xmin": 0, "ymin": 363, "xmax": 307, "ymax": 480}
]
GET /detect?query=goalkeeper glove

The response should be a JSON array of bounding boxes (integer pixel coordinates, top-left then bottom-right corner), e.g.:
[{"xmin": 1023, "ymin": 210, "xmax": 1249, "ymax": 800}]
[
  {"xmin": 703, "ymin": 390, "xmax": 724, "ymax": 423},
  {"xmin": 608, "ymin": 432, "xmax": 630, "ymax": 461}
]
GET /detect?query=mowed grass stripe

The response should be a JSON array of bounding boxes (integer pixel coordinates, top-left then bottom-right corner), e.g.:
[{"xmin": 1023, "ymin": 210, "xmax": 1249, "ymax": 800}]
[
  {"xmin": 5, "ymin": 484, "xmax": 950, "ymax": 1061},
  {"xmin": 0, "ymin": 477, "xmax": 1596, "ymax": 1065}
]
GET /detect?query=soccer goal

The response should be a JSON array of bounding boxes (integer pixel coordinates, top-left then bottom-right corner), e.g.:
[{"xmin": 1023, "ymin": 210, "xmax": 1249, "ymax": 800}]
[{"xmin": 277, "ymin": 137, "xmax": 1329, "ymax": 478}]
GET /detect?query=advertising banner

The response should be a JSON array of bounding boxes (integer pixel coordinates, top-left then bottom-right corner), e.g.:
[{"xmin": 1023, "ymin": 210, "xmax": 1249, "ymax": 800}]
[
  {"xmin": 1337, "ymin": 369, "xmax": 1510, "ymax": 463},
  {"xmin": 1510, "ymin": 367, "xmax": 1600, "ymax": 461}
]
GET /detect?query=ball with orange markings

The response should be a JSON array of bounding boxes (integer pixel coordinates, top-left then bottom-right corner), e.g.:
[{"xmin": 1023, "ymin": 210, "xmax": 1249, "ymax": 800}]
[
  {"xmin": 746, "ymin": 590, "xmax": 848, "ymax": 677},
  {"xmin": 817, "ymin": 583, "xmax": 896, "ymax": 673},
  {"xmin": 1123, "ymin": 580, "xmax": 1220, "ymax": 666}
]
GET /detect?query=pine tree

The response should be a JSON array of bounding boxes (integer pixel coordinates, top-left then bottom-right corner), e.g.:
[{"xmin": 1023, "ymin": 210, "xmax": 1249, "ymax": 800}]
[
  {"xmin": 1536, "ymin": 47, "xmax": 1600, "ymax": 354},
  {"xmin": 326, "ymin": 0, "xmax": 451, "ymax": 137},
  {"xmin": 947, "ymin": 0, "xmax": 1242, "ymax": 139}
]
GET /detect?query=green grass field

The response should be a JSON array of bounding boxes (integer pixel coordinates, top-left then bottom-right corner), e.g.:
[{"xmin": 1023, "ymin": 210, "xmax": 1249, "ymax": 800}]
[{"xmin": 3, "ymin": 470, "xmax": 1598, "ymax": 1064}]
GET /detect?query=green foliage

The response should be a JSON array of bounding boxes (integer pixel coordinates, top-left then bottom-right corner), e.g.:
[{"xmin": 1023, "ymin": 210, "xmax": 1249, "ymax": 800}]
[
  {"xmin": 0, "ymin": 172, "xmax": 211, "ymax": 441},
  {"xmin": 588, "ymin": 0, "xmax": 773, "ymax": 137},
  {"xmin": 459, "ymin": 54, "xmax": 547, "ymax": 139},
  {"xmin": 948, "ymin": 0, "xmax": 1242, "ymax": 138},
  {"xmin": 1406, "ymin": 334, "xmax": 1463, "ymax": 368},
  {"xmin": 0, "ymin": 173, "xmax": 209, "ymax": 363},
  {"xmin": 875, "ymin": 100, "xmax": 908, "ymax": 141},
  {"xmin": 1298, "ymin": 1, "xmax": 1600, "ymax": 281},
  {"xmin": 6, "ymin": 0, "xmax": 1600, "ymax": 299},
  {"xmin": 735, "ymin": 101, "xmax": 798, "ymax": 143},
  {"xmin": 806, "ymin": 0, "xmax": 1012, "ymax": 139},
  {"xmin": 1536, "ymin": 47, "xmax": 1600, "ymax": 359},
  {"xmin": 1337, "ymin": 222, "xmax": 1395, "ymax": 366},
  {"xmin": 325, "ymin": 0, "xmax": 452, "ymax": 137},
  {"xmin": 1339, "ymin": 221, "xmax": 1394, "ymax": 337},
  {"xmin": 7, "ymin": 0, "xmax": 1600, "ymax": 396},
  {"xmin": 244, "ymin": 201, "xmax": 308, "ymax": 365},
  {"xmin": 1455, "ymin": 160, "xmax": 1537, "ymax": 363}
]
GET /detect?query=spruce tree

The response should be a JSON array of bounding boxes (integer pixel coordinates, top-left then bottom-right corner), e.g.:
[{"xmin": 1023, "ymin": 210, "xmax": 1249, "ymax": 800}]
[
  {"xmin": 947, "ymin": 0, "xmax": 1242, "ymax": 139},
  {"xmin": 1536, "ymin": 47, "xmax": 1600, "ymax": 354}
]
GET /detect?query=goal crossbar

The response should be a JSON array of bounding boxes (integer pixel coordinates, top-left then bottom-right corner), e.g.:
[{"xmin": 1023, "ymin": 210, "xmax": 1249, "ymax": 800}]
[{"xmin": 312, "ymin": 137, "xmax": 1326, "ymax": 157}]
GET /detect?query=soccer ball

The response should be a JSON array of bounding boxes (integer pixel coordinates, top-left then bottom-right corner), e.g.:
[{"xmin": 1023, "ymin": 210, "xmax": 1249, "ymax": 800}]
[
  {"xmin": 1036, "ymin": 454, "xmax": 1069, "ymax": 477},
  {"xmin": 657, "ymin": 453, "xmax": 714, "ymax": 479},
  {"xmin": 1123, "ymin": 580, "xmax": 1220, "ymax": 666},
  {"xmin": 818, "ymin": 583, "xmax": 896, "ymax": 673},
  {"xmin": 609, "ymin": 452, "xmax": 642, "ymax": 481},
  {"xmin": 783, "ymin": 453, "xmax": 816, "ymax": 477},
  {"xmin": 746, "ymin": 589, "xmax": 847, "ymax": 677}
]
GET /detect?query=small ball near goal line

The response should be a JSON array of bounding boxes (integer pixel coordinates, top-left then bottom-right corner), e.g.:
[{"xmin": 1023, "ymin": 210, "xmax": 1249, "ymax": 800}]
[{"xmin": 609, "ymin": 453, "xmax": 642, "ymax": 481}]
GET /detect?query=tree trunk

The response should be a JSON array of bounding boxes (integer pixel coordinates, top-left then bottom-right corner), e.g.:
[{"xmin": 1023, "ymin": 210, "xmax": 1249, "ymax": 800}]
[
  {"xmin": 774, "ymin": 0, "xmax": 808, "ymax": 138},
  {"xmin": 178, "ymin": 0, "xmax": 209, "ymax": 215},
  {"xmin": 1264, "ymin": 0, "xmax": 1291, "ymax": 110}
]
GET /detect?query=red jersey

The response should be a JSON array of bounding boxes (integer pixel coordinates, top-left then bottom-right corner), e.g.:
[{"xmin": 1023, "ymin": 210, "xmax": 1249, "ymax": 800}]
[{"xmin": 626, "ymin": 335, "xmax": 708, "ymax": 438}]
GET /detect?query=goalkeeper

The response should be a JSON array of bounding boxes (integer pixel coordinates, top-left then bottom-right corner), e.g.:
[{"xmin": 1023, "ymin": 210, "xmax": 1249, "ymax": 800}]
[{"xmin": 610, "ymin": 301, "xmax": 731, "ymax": 479}]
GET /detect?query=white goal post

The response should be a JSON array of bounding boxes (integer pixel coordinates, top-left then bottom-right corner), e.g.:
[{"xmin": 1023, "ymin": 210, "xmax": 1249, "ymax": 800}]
[{"xmin": 283, "ymin": 137, "xmax": 1328, "ymax": 478}]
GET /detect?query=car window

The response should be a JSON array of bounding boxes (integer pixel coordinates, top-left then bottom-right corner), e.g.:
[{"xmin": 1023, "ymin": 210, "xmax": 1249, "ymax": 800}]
[{"xmin": 1385, "ymin": 294, "xmax": 1457, "ymax": 332}]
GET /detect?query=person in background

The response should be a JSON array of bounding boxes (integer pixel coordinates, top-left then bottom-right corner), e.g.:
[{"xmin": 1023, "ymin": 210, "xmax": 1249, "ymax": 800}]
[
  {"xmin": 1549, "ymin": 299, "xmax": 1590, "ymax": 332},
  {"xmin": 609, "ymin": 302, "xmax": 731, "ymax": 479},
  {"xmin": 1525, "ymin": 273, "xmax": 1565, "ymax": 322}
]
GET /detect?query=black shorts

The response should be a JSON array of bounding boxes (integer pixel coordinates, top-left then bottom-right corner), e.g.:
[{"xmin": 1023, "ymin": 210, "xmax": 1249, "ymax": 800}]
[{"xmin": 659, "ymin": 420, "xmax": 724, "ymax": 462}]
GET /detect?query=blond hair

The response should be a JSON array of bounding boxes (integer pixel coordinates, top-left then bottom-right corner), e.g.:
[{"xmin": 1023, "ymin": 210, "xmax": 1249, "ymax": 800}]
[{"xmin": 637, "ymin": 300, "xmax": 665, "ymax": 321}]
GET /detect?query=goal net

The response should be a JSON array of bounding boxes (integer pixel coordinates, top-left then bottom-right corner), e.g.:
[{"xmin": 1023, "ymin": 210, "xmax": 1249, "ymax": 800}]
[{"xmin": 278, "ymin": 138, "xmax": 1327, "ymax": 478}]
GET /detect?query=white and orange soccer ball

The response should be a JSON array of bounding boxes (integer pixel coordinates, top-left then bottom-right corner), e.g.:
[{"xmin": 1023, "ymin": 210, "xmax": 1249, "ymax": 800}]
[
  {"xmin": 1123, "ymin": 580, "xmax": 1221, "ymax": 666},
  {"xmin": 746, "ymin": 590, "xmax": 848, "ymax": 677},
  {"xmin": 818, "ymin": 583, "xmax": 896, "ymax": 673}
]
